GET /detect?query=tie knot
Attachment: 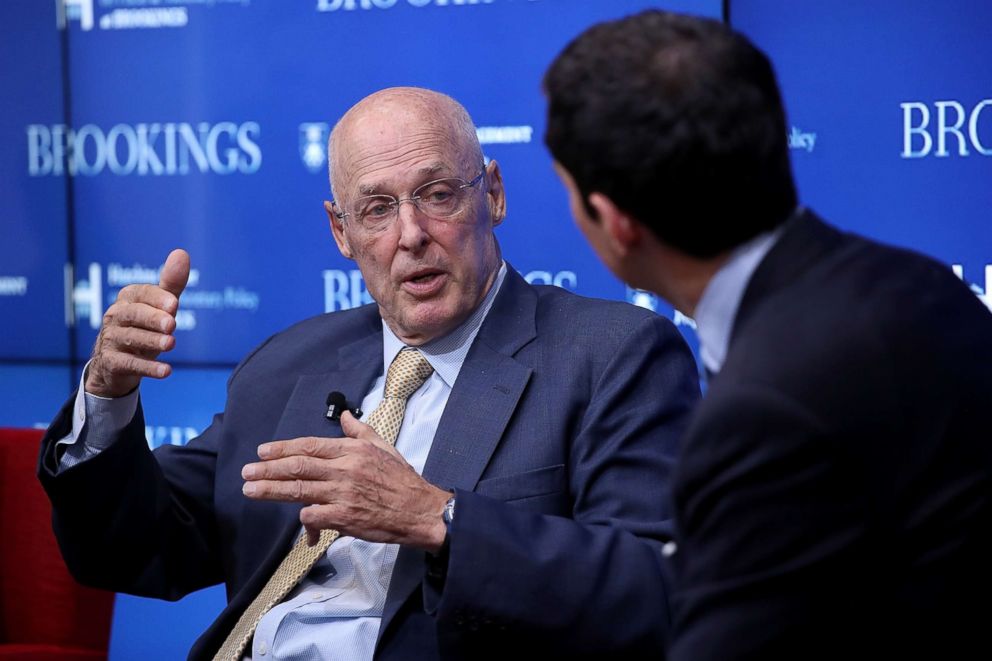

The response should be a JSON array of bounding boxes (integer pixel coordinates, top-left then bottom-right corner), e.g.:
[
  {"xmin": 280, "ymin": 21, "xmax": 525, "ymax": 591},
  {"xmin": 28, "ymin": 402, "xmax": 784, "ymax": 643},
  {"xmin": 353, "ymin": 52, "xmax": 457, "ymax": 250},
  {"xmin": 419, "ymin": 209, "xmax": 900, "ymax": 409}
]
[{"xmin": 383, "ymin": 348, "xmax": 434, "ymax": 401}]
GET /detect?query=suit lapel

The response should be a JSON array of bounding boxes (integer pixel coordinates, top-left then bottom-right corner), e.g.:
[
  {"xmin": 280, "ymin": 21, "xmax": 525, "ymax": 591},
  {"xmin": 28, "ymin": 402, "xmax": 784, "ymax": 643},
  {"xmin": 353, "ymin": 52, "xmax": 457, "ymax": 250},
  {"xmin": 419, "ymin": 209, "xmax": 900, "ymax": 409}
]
[
  {"xmin": 378, "ymin": 267, "xmax": 538, "ymax": 644},
  {"xmin": 242, "ymin": 317, "xmax": 384, "ymax": 602},
  {"xmin": 204, "ymin": 311, "xmax": 386, "ymax": 657},
  {"xmin": 420, "ymin": 342, "xmax": 533, "ymax": 489},
  {"xmin": 425, "ymin": 266, "xmax": 537, "ymax": 488}
]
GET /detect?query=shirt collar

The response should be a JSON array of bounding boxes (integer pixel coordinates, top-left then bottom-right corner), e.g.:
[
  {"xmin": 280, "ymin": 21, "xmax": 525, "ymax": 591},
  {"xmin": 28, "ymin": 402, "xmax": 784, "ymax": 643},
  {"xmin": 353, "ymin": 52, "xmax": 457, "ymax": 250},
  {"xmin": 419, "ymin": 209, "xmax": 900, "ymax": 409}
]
[
  {"xmin": 694, "ymin": 215, "xmax": 794, "ymax": 374},
  {"xmin": 381, "ymin": 261, "xmax": 507, "ymax": 388}
]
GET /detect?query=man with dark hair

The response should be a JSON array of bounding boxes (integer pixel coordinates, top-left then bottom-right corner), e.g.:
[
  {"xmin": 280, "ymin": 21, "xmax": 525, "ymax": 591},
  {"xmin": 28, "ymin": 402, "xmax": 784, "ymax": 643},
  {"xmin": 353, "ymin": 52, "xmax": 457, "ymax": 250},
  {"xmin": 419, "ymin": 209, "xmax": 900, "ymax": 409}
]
[{"xmin": 545, "ymin": 10, "xmax": 992, "ymax": 660}]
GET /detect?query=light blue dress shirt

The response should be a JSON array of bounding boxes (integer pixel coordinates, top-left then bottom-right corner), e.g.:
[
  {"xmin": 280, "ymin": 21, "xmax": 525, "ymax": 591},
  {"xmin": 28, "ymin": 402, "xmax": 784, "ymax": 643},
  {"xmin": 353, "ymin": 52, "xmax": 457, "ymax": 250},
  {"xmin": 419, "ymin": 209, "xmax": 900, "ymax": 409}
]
[
  {"xmin": 693, "ymin": 220, "xmax": 789, "ymax": 375},
  {"xmin": 57, "ymin": 262, "xmax": 508, "ymax": 661}
]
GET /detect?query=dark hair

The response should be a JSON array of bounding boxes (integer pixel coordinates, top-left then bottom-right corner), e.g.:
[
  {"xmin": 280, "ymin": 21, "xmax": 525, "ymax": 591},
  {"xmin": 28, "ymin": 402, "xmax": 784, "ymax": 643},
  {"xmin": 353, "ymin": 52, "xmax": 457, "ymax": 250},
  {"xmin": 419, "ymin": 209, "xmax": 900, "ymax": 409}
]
[{"xmin": 544, "ymin": 10, "xmax": 797, "ymax": 258}]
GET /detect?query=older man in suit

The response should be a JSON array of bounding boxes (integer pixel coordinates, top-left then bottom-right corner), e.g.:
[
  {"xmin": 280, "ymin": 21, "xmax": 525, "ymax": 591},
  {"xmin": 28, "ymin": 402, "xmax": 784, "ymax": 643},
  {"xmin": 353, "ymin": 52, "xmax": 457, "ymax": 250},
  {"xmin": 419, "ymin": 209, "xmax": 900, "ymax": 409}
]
[
  {"xmin": 544, "ymin": 10, "xmax": 992, "ymax": 660},
  {"xmin": 38, "ymin": 87, "xmax": 700, "ymax": 659}
]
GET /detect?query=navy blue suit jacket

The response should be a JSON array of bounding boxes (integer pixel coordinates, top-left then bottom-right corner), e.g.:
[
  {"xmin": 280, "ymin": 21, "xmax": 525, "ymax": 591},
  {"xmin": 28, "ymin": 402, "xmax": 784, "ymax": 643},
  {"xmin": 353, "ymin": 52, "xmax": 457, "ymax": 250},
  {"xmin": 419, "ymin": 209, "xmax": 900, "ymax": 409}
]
[
  {"xmin": 670, "ymin": 212, "xmax": 992, "ymax": 659},
  {"xmin": 40, "ymin": 267, "xmax": 700, "ymax": 659}
]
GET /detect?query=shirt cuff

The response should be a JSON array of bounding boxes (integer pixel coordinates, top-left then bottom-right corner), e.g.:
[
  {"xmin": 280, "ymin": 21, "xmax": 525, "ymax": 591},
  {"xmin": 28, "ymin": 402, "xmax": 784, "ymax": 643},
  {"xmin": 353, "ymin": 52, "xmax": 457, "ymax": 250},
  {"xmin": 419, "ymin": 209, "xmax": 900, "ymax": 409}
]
[{"xmin": 56, "ymin": 362, "xmax": 140, "ymax": 469}]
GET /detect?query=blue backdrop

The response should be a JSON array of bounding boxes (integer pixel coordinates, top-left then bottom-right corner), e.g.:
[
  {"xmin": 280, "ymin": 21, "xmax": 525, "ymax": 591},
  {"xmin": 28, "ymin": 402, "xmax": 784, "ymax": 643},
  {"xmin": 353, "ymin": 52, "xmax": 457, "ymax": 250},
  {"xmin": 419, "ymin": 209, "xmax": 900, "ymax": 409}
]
[
  {"xmin": 3, "ymin": 0, "xmax": 989, "ymax": 658},
  {"xmin": 731, "ymin": 0, "xmax": 992, "ymax": 311},
  {"xmin": 2, "ymin": 1, "xmax": 718, "ymax": 657}
]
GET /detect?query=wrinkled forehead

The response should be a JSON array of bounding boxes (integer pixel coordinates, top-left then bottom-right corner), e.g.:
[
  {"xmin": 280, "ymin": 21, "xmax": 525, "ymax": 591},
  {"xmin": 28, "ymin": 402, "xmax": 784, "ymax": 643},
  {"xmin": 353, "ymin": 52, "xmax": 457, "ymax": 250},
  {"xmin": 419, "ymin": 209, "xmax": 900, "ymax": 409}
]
[{"xmin": 332, "ymin": 105, "xmax": 475, "ymax": 195}]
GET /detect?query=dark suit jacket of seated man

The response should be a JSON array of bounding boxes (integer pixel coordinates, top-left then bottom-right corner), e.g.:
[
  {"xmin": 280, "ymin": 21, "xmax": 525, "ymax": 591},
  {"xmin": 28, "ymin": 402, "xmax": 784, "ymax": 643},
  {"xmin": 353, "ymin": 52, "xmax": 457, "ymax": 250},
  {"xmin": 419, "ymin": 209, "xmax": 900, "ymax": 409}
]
[
  {"xmin": 37, "ymin": 87, "xmax": 701, "ymax": 660},
  {"xmin": 544, "ymin": 11, "xmax": 992, "ymax": 660}
]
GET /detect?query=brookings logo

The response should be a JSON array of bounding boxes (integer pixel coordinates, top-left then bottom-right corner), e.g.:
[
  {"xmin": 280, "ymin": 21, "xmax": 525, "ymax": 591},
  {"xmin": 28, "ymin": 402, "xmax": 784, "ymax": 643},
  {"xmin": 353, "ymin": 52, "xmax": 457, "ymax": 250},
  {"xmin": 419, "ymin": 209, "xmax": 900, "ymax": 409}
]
[
  {"xmin": 317, "ymin": 0, "xmax": 499, "ymax": 11},
  {"xmin": 901, "ymin": 99, "xmax": 992, "ymax": 158},
  {"xmin": 300, "ymin": 123, "xmax": 329, "ymax": 173},
  {"xmin": 323, "ymin": 267, "xmax": 576, "ymax": 312},
  {"xmin": 27, "ymin": 121, "xmax": 262, "ymax": 177}
]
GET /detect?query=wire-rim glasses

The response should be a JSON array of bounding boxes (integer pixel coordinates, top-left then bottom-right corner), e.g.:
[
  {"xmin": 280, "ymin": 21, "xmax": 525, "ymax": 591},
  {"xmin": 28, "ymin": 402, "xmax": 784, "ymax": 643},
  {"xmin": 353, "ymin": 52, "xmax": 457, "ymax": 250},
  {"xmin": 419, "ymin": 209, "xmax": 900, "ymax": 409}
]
[{"xmin": 332, "ymin": 169, "xmax": 486, "ymax": 232}]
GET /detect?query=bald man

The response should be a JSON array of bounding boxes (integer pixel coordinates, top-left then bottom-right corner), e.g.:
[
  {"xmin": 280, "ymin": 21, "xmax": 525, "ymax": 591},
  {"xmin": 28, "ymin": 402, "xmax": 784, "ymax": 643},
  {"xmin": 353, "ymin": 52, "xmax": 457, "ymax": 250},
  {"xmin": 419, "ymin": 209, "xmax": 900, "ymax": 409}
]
[{"xmin": 38, "ymin": 88, "xmax": 699, "ymax": 660}]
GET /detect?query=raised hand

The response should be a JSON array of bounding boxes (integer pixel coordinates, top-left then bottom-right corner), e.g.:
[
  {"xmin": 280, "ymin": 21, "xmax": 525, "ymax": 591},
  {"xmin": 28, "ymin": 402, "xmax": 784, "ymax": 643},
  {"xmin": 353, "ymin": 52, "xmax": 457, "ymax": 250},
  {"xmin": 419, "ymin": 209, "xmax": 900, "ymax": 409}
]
[
  {"xmin": 241, "ymin": 412, "xmax": 450, "ymax": 553},
  {"xmin": 84, "ymin": 249, "xmax": 191, "ymax": 398}
]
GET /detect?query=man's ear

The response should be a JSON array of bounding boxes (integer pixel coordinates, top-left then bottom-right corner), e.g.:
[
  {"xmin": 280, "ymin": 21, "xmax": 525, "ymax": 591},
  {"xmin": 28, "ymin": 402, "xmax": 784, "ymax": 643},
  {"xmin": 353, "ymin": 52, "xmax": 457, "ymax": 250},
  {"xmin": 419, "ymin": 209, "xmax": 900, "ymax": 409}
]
[
  {"xmin": 587, "ymin": 192, "xmax": 643, "ymax": 256},
  {"xmin": 324, "ymin": 200, "xmax": 354, "ymax": 260},
  {"xmin": 484, "ymin": 159, "xmax": 507, "ymax": 227}
]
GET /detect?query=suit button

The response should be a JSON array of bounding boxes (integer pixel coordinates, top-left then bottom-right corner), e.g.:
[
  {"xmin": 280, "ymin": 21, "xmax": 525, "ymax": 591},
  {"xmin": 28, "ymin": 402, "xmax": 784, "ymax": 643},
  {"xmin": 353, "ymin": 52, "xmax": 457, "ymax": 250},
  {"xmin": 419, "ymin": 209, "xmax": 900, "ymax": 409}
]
[{"xmin": 455, "ymin": 617, "xmax": 465, "ymax": 627}]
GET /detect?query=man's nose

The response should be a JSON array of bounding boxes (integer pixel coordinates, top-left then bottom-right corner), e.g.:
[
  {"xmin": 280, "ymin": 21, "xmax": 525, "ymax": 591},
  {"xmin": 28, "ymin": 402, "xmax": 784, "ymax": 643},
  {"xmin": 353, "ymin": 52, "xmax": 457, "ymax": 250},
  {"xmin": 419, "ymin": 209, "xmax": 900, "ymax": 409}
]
[{"xmin": 396, "ymin": 200, "xmax": 430, "ymax": 250}]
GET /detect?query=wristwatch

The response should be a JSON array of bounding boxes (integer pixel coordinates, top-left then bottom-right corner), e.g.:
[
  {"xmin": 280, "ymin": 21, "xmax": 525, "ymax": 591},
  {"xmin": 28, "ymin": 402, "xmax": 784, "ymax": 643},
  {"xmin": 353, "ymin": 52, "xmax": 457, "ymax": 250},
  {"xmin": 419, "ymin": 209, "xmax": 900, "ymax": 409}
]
[
  {"xmin": 427, "ymin": 495, "xmax": 456, "ymax": 583},
  {"xmin": 442, "ymin": 495, "xmax": 456, "ymax": 528}
]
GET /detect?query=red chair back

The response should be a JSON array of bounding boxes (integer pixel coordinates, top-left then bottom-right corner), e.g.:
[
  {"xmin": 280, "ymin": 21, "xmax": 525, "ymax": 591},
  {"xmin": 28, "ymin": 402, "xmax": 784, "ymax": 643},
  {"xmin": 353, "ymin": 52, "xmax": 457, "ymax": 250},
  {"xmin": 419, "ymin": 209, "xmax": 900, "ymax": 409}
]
[{"xmin": 0, "ymin": 427, "xmax": 114, "ymax": 660}]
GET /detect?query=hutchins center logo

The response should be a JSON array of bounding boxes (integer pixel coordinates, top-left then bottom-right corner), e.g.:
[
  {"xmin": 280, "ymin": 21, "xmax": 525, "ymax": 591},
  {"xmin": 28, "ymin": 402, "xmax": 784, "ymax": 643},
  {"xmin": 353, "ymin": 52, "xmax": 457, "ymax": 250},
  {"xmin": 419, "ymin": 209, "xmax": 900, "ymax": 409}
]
[
  {"xmin": 953, "ymin": 264, "xmax": 992, "ymax": 313},
  {"xmin": 901, "ymin": 99, "xmax": 992, "ymax": 158},
  {"xmin": 27, "ymin": 122, "xmax": 262, "ymax": 176},
  {"xmin": 788, "ymin": 126, "xmax": 816, "ymax": 153},
  {"xmin": 58, "ymin": 0, "xmax": 94, "ymax": 30},
  {"xmin": 67, "ymin": 261, "xmax": 260, "ymax": 331}
]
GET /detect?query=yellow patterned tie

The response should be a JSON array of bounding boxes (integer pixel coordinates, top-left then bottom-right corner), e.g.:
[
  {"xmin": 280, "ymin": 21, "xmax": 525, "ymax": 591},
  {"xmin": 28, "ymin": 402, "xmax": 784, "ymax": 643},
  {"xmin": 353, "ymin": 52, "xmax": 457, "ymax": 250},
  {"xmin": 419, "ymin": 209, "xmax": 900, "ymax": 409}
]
[{"xmin": 214, "ymin": 348, "xmax": 434, "ymax": 660}]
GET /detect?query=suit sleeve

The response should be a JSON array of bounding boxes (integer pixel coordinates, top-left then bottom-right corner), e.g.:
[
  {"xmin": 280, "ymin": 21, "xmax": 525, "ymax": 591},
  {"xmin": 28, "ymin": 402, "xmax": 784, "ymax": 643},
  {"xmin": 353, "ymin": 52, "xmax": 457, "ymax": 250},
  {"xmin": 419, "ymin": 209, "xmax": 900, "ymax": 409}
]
[
  {"xmin": 37, "ymin": 393, "xmax": 225, "ymax": 600},
  {"xmin": 427, "ymin": 314, "xmax": 700, "ymax": 657},
  {"xmin": 668, "ymin": 385, "xmax": 875, "ymax": 660}
]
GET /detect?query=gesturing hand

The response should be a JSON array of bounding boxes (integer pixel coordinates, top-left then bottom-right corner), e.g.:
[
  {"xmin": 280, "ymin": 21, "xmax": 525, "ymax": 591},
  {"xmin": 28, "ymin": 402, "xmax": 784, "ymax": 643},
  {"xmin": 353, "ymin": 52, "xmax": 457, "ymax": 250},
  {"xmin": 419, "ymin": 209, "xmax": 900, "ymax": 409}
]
[
  {"xmin": 241, "ymin": 412, "xmax": 450, "ymax": 553},
  {"xmin": 84, "ymin": 249, "xmax": 191, "ymax": 398}
]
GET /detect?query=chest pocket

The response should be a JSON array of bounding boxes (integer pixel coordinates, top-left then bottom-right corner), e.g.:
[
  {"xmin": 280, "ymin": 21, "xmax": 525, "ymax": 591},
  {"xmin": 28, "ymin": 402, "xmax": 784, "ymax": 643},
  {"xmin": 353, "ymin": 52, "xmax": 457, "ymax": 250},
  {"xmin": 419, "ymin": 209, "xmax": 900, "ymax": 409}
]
[{"xmin": 474, "ymin": 464, "xmax": 566, "ymax": 506}]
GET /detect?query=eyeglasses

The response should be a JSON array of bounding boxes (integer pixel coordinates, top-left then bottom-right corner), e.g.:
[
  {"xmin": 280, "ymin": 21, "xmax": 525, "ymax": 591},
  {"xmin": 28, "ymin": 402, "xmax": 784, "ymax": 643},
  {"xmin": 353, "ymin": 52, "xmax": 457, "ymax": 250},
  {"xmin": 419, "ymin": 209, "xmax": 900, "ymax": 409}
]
[{"xmin": 331, "ymin": 170, "xmax": 485, "ymax": 233}]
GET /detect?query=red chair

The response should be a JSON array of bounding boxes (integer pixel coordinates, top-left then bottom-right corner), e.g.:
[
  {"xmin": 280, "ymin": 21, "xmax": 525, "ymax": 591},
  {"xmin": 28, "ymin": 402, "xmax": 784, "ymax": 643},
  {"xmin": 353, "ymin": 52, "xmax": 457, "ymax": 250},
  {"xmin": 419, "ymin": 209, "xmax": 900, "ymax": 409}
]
[{"xmin": 0, "ymin": 427, "xmax": 115, "ymax": 660}]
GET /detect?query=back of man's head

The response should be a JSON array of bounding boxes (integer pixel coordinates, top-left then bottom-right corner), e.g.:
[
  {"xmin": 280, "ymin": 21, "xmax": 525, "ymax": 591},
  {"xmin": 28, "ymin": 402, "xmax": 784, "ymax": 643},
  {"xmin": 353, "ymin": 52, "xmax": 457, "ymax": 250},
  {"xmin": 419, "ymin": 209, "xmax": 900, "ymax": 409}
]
[{"xmin": 544, "ymin": 10, "xmax": 797, "ymax": 259}]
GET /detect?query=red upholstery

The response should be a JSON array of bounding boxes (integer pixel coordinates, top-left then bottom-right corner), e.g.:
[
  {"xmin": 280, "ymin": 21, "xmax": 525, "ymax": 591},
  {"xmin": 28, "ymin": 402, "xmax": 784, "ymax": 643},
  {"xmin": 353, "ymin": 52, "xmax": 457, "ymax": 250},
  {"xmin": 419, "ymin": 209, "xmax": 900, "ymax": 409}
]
[{"xmin": 0, "ymin": 428, "xmax": 114, "ymax": 660}]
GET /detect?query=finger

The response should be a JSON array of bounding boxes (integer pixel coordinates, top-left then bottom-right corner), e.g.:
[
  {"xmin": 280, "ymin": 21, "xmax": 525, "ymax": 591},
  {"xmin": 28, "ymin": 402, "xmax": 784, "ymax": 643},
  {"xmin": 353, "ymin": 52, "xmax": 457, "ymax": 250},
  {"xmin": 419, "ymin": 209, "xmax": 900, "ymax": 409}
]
[
  {"xmin": 114, "ymin": 286, "xmax": 182, "ymax": 318},
  {"xmin": 101, "ymin": 325, "xmax": 176, "ymax": 355},
  {"xmin": 301, "ymin": 506, "xmax": 338, "ymax": 543},
  {"xmin": 306, "ymin": 523, "xmax": 320, "ymax": 547},
  {"xmin": 159, "ymin": 249, "xmax": 191, "ymax": 298},
  {"xmin": 242, "ymin": 455, "xmax": 334, "ymax": 482},
  {"xmin": 257, "ymin": 436, "xmax": 350, "ymax": 460},
  {"xmin": 106, "ymin": 300, "xmax": 177, "ymax": 333},
  {"xmin": 242, "ymin": 478, "xmax": 322, "ymax": 504},
  {"xmin": 97, "ymin": 350, "xmax": 172, "ymax": 379}
]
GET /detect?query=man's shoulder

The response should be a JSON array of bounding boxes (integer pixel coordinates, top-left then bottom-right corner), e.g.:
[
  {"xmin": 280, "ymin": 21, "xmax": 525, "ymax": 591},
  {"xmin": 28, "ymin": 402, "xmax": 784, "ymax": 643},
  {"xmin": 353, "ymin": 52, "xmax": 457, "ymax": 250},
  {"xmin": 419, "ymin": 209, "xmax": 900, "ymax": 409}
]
[
  {"xmin": 529, "ymin": 282, "xmax": 660, "ymax": 324},
  {"xmin": 231, "ymin": 304, "xmax": 380, "ymax": 379},
  {"xmin": 274, "ymin": 304, "xmax": 380, "ymax": 342},
  {"xmin": 526, "ymin": 282, "xmax": 679, "ymax": 345},
  {"xmin": 716, "ymin": 220, "xmax": 992, "ymax": 420}
]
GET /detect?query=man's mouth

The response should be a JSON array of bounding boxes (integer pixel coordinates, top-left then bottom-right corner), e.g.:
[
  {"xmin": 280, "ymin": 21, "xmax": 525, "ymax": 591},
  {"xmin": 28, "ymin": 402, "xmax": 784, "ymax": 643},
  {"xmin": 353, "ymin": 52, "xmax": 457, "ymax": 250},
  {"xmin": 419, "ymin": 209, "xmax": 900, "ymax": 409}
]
[{"xmin": 401, "ymin": 269, "xmax": 447, "ymax": 296}]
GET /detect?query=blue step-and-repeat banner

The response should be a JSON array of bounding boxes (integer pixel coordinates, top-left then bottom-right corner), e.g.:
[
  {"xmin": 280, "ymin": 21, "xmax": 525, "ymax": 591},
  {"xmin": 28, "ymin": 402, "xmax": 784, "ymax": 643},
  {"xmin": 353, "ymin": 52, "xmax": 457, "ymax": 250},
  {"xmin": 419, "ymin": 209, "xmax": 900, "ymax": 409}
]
[
  {"xmin": 2, "ymin": 0, "xmax": 989, "ymax": 658},
  {"xmin": 731, "ymin": 0, "xmax": 992, "ymax": 311},
  {"xmin": 1, "ymin": 1, "xmax": 719, "ymax": 658}
]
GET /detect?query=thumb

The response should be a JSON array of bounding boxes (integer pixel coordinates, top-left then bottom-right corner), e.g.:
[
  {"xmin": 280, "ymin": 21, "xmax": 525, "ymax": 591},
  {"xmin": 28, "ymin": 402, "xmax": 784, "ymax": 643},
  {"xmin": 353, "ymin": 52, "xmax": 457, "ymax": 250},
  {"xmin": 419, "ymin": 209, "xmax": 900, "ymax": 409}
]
[
  {"xmin": 340, "ymin": 410, "xmax": 377, "ymax": 441},
  {"xmin": 342, "ymin": 411, "xmax": 402, "ymax": 458},
  {"xmin": 159, "ymin": 248, "xmax": 191, "ymax": 298}
]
